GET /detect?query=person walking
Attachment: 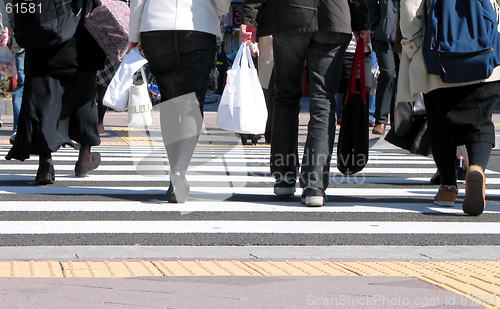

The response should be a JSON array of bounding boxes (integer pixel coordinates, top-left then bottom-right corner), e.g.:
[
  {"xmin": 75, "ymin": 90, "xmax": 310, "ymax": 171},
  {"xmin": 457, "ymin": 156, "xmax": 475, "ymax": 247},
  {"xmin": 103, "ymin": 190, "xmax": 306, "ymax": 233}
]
[
  {"xmin": 367, "ymin": 0, "xmax": 400, "ymax": 135},
  {"xmin": 0, "ymin": 0, "xmax": 25, "ymax": 144},
  {"xmin": 398, "ymin": 0, "xmax": 500, "ymax": 215},
  {"xmin": 335, "ymin": 33, "xmax": 374, "ymax": 128},
  {"xmin": 129, "ymin": 0, "xmax": 231, "ymax": 203},
  {"xmin": 241, "ymin": 0, "xmax": 370, "ymax": 206},
  {"xmin": 6, "ymin": 0, "xmax": 106, "ymax": 184}
]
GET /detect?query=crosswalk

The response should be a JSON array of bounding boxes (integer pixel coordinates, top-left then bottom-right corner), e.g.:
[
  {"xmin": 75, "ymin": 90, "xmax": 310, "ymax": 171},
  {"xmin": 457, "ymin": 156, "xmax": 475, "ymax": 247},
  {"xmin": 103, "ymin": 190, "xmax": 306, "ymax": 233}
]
[{"xmin": 0, "ymin": 142, "xmax": 499, "ymax": 247}]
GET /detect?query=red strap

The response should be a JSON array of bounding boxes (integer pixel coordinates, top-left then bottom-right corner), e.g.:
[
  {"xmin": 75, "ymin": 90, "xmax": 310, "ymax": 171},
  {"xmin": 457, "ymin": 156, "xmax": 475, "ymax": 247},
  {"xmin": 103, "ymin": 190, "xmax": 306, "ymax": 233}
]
[{"xmin": 345, "ymin": 37, "xmax": 367, "ymax": 105}]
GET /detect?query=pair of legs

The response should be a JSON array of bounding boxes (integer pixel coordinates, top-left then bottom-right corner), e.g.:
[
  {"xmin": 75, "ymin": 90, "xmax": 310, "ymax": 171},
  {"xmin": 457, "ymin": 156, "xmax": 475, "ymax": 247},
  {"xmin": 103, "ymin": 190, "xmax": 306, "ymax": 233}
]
[
  {"xmin": 371, "ymin": 39, "xmax": 399, "ymax": 131},
  {"xmin": 141, "ymin": 30, "xmax": 216, "ymax": 203},
  {"xmin": 424, "ymin": 81, "xmax": 499, "ymax": 215},
  {"xmin": 7, "ymin": 70, "xmax": 101, "ymax": 184},
  {"xmin": 271, "ymin": 32, "xmax": 350, "ymax": 204}
]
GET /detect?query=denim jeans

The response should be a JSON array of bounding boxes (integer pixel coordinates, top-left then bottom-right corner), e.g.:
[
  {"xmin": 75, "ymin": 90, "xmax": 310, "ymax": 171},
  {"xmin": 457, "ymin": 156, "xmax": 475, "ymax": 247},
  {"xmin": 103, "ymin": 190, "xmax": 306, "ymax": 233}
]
[
  {"xmin": 369, "ymin": 51, "xmax": 376, "ymax": 121},
  {"xmin": 12, "ymin": 50, "xmax": 25, "ymax": 132},
  {"xmin": 271, "ymin": 32, "xmax": 350, "ymax": 190}
]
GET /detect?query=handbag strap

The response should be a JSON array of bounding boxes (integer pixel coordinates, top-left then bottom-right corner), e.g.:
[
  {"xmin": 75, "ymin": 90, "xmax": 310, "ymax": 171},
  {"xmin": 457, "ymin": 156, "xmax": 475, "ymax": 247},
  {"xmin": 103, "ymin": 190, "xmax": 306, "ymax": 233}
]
[
  {"xmin": 130, "ymin": 66, "xmax": 148, "ymax": 87},
  {"xmin": 345, "ymin": 37, "xmax": 367, "ymax": 105}
]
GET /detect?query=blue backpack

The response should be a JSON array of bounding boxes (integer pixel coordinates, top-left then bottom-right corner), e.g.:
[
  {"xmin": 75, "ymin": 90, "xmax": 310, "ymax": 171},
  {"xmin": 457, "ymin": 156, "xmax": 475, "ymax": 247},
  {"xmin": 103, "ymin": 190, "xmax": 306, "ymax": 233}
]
[{"xmin": 423, "ymin": 0, "xmax": 500, "ymax": 83}]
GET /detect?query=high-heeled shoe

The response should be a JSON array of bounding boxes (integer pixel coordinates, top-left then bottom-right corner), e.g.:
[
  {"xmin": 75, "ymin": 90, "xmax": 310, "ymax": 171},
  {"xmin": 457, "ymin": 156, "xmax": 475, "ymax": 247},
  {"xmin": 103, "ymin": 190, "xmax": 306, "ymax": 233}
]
[
  {"xmin": 166, "ymin": 167, "xmax": 190, "ymax": 203},
  {"xmin": 35, "ymin": 162, "xmax": 55, "ymax": 185}
]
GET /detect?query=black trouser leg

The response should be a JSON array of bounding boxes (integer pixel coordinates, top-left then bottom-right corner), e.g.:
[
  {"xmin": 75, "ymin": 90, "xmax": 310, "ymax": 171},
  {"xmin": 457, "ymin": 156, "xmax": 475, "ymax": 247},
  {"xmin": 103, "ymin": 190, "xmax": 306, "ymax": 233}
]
[{"xmin": 431, "ymin": 138, "xmax": 457, "ymax": 187}]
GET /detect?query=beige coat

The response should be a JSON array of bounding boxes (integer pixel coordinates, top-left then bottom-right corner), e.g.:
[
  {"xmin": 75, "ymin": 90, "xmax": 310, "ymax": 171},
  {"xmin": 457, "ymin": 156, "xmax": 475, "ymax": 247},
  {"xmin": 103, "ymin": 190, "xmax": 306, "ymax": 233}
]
[{"xmin": 397, "ymin": 0, "xmax": 500, "ymax": 102}]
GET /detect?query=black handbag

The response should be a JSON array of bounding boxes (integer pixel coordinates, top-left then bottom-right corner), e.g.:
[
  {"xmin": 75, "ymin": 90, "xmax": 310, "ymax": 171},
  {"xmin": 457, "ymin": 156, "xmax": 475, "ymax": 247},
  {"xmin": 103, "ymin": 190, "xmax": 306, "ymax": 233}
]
[
  {"xmin": 337, "ymin": 39, "xmax": 369, "ymax": 175},
  {"xmin": 385, "ymin": 120, "xmax": 432, "ymax": 156},
  {"xmin": 393, "ymin": 93, "xmax": 426, "ymax": 137}
]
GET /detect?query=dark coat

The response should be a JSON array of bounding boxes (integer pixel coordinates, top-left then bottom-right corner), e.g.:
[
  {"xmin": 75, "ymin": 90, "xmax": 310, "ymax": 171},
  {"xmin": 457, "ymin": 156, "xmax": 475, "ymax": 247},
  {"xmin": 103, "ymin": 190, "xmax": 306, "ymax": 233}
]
[
  {"xmin": 25, "ymin": 0, "xmax": 106, "ymax": 77},
  {"xmin": 367, "ymin": 0, "xmax": 400, "ymax": 43},
  {"xmin": 241, "ymin": 0, "xmax": 369, "ymax": 37}
]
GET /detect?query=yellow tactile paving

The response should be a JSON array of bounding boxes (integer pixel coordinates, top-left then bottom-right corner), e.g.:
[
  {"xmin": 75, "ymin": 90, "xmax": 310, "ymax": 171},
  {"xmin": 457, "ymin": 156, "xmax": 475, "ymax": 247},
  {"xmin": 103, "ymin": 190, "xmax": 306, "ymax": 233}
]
[
  {"xmin": 1, "ymin": 260, "xmax": 500, "ymax": 307},
  {"xmin": 108, "ymin": 126, "xmax": 163, "ymax": 146}
]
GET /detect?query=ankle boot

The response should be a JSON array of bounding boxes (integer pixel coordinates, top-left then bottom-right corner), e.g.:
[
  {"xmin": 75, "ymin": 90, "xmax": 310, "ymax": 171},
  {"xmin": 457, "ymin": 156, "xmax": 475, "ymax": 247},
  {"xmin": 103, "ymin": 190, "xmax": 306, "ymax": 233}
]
[{"xmin": 166, "ymin": 167, "xmax": 190, "ymax": 203}]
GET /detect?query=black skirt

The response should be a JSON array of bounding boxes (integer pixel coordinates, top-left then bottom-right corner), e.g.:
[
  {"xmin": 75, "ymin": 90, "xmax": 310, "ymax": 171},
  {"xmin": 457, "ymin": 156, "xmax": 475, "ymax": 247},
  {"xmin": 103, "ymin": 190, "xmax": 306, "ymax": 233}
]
[
  {"xmin": 423, "ymin": 80, "xmax": 500, "ymax": 147},
  {"xmin": 6, "ymin": 70, "xmax": 100, "ymax": 161}
]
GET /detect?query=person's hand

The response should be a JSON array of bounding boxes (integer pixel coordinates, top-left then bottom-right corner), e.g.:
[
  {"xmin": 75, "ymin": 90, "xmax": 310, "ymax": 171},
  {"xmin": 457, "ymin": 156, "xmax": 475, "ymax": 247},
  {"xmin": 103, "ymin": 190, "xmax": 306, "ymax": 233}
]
[
  {"xmin": 249, "ymin": 42, "xmax": 260, "ymax": 57},
  {"xmin": 240, "ymin": 24, "xmax": 257, "ymax": 44},
  {"xmin": 0, "ymin": 28, "xmax": 9, "ymax": 47},
  {"xmin": 128, "ymin": 42, "xmax": 141, "ymax": 53},
  {"xmin": 354, "ymin": 30, "xmax": 371, "ymax": 46}
]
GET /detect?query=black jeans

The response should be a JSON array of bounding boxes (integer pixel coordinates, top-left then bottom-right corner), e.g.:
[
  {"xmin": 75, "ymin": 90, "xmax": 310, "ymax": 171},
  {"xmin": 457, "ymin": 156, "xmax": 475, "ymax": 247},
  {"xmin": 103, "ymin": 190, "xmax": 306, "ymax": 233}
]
[
  {"xmin": 271, "ymin": 32, "xmax": 350, "ymax": 190},
  {"xmin": 372, "ymin": 39, "xmax": 399, "ymax": 125},
  {"xmin": 141, "ymin": 30, "xmax": 217, "ymax": 107}
]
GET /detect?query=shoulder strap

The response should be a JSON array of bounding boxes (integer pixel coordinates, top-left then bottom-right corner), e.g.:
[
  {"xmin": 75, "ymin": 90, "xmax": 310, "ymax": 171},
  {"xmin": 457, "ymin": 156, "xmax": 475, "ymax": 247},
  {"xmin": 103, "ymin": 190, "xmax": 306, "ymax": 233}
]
[{"xmin": 345, "ymin": 37, "xmax": 367, "ymax": 105}]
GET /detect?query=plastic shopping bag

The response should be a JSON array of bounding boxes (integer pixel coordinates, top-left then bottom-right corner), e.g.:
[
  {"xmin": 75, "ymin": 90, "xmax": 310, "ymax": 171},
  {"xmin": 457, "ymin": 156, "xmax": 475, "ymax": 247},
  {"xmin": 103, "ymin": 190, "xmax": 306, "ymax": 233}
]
[
  {"xmin": 0, "ymin": 46, "xmax": 16, "ymax": 77},
  {"xmin": 217, "ymin": 43, "xmax": 267, "ymax": 134},
  {"xmin": 103, "ymin": 48, "xmax": 148, "ymax": 111}
]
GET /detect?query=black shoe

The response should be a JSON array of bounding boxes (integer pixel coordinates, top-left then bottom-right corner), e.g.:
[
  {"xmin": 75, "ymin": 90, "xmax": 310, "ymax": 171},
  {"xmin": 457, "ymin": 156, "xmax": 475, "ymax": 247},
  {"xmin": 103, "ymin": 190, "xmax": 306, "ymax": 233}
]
[
  {"xmin": 430, "ymin": 170, "xmax": 442, "ymax": 185},
  {"xmin": 166, "ymin": 167, "xmax": 190, "ymax": 203},
  {"xmin": 274, "ymin": 178, "xmax": 296, "ymax": 197},
  {"xmin": 75, "ymin": 152, "xmax": 101, "ymax": 177},
  {"xmin": 301, "ymin": 188, "xmax": 326, "ymax": 206},
  {"xmin": 35, "ymin": 162, "xmax": 55, "ymax": 185}
]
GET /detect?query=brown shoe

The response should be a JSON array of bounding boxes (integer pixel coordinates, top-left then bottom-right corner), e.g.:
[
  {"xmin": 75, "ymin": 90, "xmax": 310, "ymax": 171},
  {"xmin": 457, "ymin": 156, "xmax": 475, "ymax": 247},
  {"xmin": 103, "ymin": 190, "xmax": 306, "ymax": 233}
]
[
  {"xmin": 434, "ymin": 185, "xmax": 458, "ymax": 206},
  {"xmin": 463, "ymin": 165, "xmax": 486, "ymax": 216},
  {"xmin": 372, "ymin": 123, "xmax": 386, "ymax": 135}
]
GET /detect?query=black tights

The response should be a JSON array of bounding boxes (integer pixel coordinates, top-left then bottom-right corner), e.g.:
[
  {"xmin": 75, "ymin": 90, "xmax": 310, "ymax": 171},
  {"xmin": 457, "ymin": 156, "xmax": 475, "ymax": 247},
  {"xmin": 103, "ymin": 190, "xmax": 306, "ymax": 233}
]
[{"xmin": 432, "ymin": 140, "xmax": 492, "ymax": 187}]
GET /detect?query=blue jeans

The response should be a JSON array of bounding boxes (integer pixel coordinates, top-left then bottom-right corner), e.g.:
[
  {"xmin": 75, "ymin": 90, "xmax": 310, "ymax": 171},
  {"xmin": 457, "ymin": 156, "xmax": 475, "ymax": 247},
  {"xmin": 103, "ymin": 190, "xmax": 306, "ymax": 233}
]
[
  {"xmin": 369, "ymin": 51, "xmax": 376, "ymax": 121},
  {"xmin": 271, "ymin": 32, "xmax": 350, "ymax": 190},
  {"xmin": 12, "ymin": 50, "xmax": 25, "ymax": 132}
]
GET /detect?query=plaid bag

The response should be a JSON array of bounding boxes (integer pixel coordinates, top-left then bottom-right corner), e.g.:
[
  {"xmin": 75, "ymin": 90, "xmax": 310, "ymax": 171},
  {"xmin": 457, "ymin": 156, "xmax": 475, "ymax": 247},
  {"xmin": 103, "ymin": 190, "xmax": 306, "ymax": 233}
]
[{"xmin": 85, "ymin": 0, "xmax": 130, "ymax": 62}]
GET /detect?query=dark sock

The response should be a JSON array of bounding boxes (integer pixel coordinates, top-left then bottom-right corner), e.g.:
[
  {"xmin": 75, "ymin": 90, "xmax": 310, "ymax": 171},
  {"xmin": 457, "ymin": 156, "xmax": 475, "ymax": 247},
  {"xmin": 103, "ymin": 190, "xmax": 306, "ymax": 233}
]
[{"xmin": 466, "ymin": 142, "xmax": 492, "ymax": 171}]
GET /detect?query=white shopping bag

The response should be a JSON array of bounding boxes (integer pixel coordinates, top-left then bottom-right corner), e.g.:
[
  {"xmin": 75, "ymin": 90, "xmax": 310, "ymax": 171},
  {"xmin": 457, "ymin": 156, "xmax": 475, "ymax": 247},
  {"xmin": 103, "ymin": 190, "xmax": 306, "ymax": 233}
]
[
  {"xmin": 217, "ymin": 42, "xmax": 267, "ymax": 134},
  {"xmin": 103, "ymin": 48, "xmax": 148, "ymax": 111},
  {"xmin": 128, "ymin": 67, "xmax": 153, "ymax": 128}
]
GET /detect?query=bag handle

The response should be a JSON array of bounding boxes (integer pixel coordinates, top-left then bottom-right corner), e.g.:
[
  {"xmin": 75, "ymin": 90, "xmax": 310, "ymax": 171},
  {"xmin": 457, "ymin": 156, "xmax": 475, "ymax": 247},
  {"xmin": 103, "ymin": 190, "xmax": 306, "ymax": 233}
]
[
  {"xmin": 345, "ymin": 37, "xmax": 367, "ymax": 105},
  {"xmin": 243, "ymin": 44, "xmax": 256, "ymax": 70},
  {"xmin": 131, "ymin": 66, "xmax": 148, "ymax": 88},
  {"xmin": 231, "ymin": 42, "xmax": 246, "ymax": 70}
]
